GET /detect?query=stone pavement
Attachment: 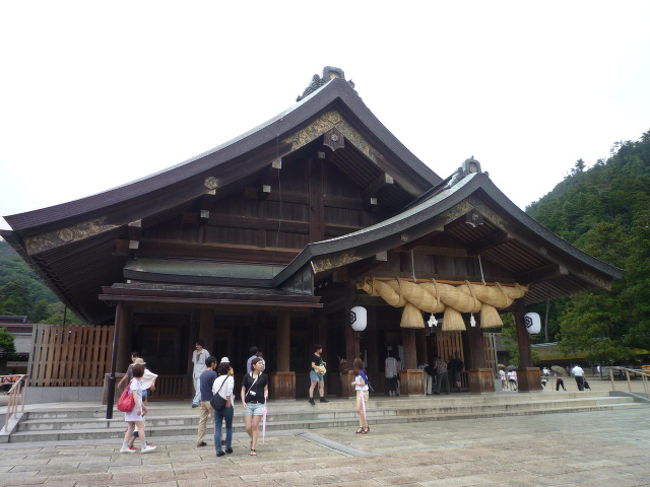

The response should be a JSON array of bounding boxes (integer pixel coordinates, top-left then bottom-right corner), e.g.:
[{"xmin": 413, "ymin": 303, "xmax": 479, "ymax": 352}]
[{"xmin": 1, "ymin": 405, "xmax": 650, "ymax": 487}]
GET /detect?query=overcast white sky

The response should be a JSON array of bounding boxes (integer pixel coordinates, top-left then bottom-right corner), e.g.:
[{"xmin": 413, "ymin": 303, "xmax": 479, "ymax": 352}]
[{"xmin": 1, "ymin": 1, "xmax": 649, "ymax": 231}]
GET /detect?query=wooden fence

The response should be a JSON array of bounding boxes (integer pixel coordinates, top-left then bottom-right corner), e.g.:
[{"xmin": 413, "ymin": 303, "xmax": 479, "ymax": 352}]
[{"xmin": 29, "ymin": 325, "xmax": 113, "ymax": 387}]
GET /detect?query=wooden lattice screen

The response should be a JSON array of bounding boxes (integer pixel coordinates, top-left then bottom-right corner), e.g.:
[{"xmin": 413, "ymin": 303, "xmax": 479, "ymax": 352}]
[
  {"xmin": 435, "ymin": 331, "xmax": 464, "ymax": 362},
  {"xmin": 29, "ymin": 325, "xmax": 114, "ymax": 387},
  {"xmin": 483, "ymin": 332, "xmax": 498, "ymax": 375}
]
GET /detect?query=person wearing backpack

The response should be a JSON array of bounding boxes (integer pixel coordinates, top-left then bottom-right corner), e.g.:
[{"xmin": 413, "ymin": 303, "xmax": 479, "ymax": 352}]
[
  {"xmin": 211, "ymin": 361, "xmax": 234, "ymax": 457},
  {"xmin": 351, "ymin": 358, "xmax": 370, "ymax": 434},
  {"xmin": 120, "ymin": 363, "xmax": 156, "ymax": 454}
]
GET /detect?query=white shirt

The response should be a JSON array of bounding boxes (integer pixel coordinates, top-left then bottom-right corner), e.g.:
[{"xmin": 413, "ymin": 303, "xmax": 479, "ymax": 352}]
[
  {"xmin": 385, "ymin": 357, "xmax": 398, "ymax": 378},
  {"xmin": 354, "ymin": 374, "xmax": 369, "ymax": 391},
  {"xmin": 192, "ymin": 348, "xmax": 210, "ymax": 379},
  {"xmin": 571, "ymin": 365, "xmax": 584, "ymax": 377},
  {"xmin": 140, "ymin": 368, "xmax": 158, "ymax": 389},
  {"xmin": 499, "ymin": 370, "xmax": 506, "ymax": 380},
  {"xmin": 211, "ymin": 374, "xmax": 234, "ymax": 400},
  {"xmin": 508, "ymin": 371, "xmax": 517, "ymax": 381}
]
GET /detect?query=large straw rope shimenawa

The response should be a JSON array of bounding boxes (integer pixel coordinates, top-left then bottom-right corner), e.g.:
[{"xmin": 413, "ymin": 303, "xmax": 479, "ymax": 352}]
[{"xmin": 357, "ymin": 277, "xmax": 528, "ymax": 331}]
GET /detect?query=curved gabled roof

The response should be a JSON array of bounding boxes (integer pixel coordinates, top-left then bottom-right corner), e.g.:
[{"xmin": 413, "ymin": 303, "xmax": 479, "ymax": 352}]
[
  {"xmin": 4, "ymin": 76, "xmax": 441, "ymax": 234},
  {"xmin": 273, "ymin": 172, "xmax": 623, "ymax": 289}
]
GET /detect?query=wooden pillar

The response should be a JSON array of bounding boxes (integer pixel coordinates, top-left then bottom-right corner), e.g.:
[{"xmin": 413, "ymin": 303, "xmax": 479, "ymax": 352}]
[
  {"xmin": 277, "ymin": 311, "xmax": 290, "ymax": 371},
  {"xmin": 416, "ymin": 329, "xmax": 428, "ymax": 365},
  {"xmin": 115, "ymin": 306, "xmax": 131, "ymax": 372},
  {"xmin": 367, "ymin": 307, "xmax": 379, "ymax": 377},
  {"xmin": 199, "ymin": 308, "xmax": 215, "ymax": 353},
  {"xmin": 514, "ymin": 306, "xmax": 532, "ymax": 367},
  {"xmin": 514, "ymin": 304, "xmax": 542, "ymax": 392},
  {"xmin": 466, "ymin": 317, "xmax": 494, "ymax": 393},
  {"xmin": 105, "ymin": 303, "xmax": 127, "ymax": 419},
  {"xmin": 271, "ymin": 310, "xmax": 295, "ymax": 399},
  {"xmin": 400, "ymin": 328, "xmax": 424, "ymax": 395}
]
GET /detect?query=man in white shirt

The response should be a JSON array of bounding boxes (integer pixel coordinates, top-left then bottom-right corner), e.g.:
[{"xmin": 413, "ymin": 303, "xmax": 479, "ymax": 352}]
[
  {"xmin": 571, "ymin": 364, "xmax": 585, "ymax": 391},
  {"xmin": 385, "ymin": 351, "xmax": 399, "ymax": 397},
  {"xmin": 191, "ymin": 340, "xmax": 210, "ymax": 407}
]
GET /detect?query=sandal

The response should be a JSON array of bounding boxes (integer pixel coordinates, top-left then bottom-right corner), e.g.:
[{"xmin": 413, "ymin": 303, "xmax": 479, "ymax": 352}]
[
  {"xmin": 356, "ymin": 427, "xmax": 364, "ymax": 434},
  {"xmin": 249, "ymin": 449, "xmax": 257, "ymax": 456},
  {"xmin": 362, "ymin": 427, "xmax": 370, "ymax": 434}
]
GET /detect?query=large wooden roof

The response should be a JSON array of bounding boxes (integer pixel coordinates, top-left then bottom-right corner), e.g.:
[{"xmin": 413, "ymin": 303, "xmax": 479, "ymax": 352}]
[
  {"xmin": 1, "ymin": 69, "xmax": 442, "ymax": 322},
  {"xmin": 274, "ymin": 171, "xmax": 623, "ymax": 305}
]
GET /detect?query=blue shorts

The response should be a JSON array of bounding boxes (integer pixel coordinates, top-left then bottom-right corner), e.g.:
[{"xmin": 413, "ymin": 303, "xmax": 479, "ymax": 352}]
[
  {"xmin": 142, "ymin": 389, "xmax": 148, "ymax": 400},
  {"xmin": 310, "ymin": 371, "xmax": 324, "ymax": 382},
  {"xmin": 243, "ymin": 402, "xmax": 266, "ymax": 416}
]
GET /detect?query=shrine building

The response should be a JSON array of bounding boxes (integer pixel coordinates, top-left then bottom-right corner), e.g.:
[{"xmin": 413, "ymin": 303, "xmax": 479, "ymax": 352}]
[{"xmin": 1, "ymin": 67, "xmax": 622, "ymax": 402}]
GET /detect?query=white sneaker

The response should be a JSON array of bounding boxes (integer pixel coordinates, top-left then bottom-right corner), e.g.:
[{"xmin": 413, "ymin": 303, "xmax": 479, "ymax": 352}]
[
  {"xmin": 120, "ymin": 445, "xmax": 136, "ymax": 454},
  {"xmin": 141, "ymin": 445, "xmax": 157, "ymax": 454}
]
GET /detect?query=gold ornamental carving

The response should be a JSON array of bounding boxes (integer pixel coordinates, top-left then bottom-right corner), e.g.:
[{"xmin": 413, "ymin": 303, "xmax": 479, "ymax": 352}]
[
  {"xmin": 283, "ymin": 110, "xmax": 384, "ymax": 169},
  {"xmin": 311, "ymin": 251, "xmax": 361, "ymax": 274},
  {"xmin": 25, "ymin": 218, "xmax": 118, "ymax": 255}
]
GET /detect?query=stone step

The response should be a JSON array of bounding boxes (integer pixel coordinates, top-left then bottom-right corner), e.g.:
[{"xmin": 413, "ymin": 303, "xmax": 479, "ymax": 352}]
[
  {"xmin": 8, "ymin": 401, "xmax": 643, "ymax": 443},
  {"xmin": 22, "ymin": 391, "xmax": 612, "ymax": 419},
  {"xmin": 18, "ymin": 396, "xmax": 633, "ymax": 432}
]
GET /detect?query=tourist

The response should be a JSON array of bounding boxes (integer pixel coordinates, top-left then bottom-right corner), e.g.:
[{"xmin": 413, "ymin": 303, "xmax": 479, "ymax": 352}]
[
  {"xmin": 421, "ymin": 361, "xmax": 434, "ymax": 395},
  {"xmin": 447, "ymin": 353, "xmax": 463, "ymax": 392},
  {"xmin": 241, "ymin": 357, "xmax": 268, "ymax": 456},
  {"xmin": 120, "ymin": 363, "xmax": 156, "ymax": 454},
  {"xmin": 308, "ymin": 344, "xmax": 328, "ymax": 405},
  {"xmin": 571, "ymin": 364, "xmax": 585, "ymax": 391},
  {"xmin": 191, "ymin": 340, "xmax": 210, "ymax": 408},
  {"xmin": 554, "ymin": 372, "xmax": 566, "ymax": 391},
  {"xmin": 212, "ymin": 361, "xmax": 235, "ymax": 457},
  {"xmin": 126, "ymin": 358, "xmax": 158, "ymax": 450},
  {"xmin": 117, "ymin": 351, "xmax": 140, "ymax": 391},
  {"xmin": 384, "ymin": 351, "xmax": 399, "ymax": 397},
  {"xmin": 351, "ymin": 358, "xmax": 370, "ymax": 434},
  {"xmin": 507, "ymin": 369, "xmax": 518, "ymax": 391},
  {"xmin": 220, "ymin": 356, "xmax": 234, "ymax": 375},
  {"xmin": 196, "ymin": 356, "xmax": 217, "ymax": 447},
  {"xmin": 434, "ymin": 355, "xmax": 450, "ymax": 394},
  {"xmin": 499, "ymin": 368, "xmax": 507, "ymax": 391}
]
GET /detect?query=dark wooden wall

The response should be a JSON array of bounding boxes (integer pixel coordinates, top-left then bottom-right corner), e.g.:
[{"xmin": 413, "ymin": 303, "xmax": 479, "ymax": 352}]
[{"xmin": 139, "ymin": 153, "xmax": 389, "ymax": 263}]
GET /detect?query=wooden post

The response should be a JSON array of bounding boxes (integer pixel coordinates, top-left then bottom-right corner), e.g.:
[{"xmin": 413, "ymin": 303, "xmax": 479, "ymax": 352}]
[
  {"xmin": 199, "ymin": 308, "xmax": 215, "ymax": 353},
  {"xmin": 271, "ymin": 310, "xmax": 295, "ymax": 399},
  {"xmin": 367, "ymin": 306, "xmax": 379, "ymax": 377},
  {"xmin": 116, "ymin": 307, "xmax": 131, "ymax": 372},
  {"xmin": 400, "ymin": 328, "xmax": 423, "ymax": 395},
  {"xmin": 106, "ymin": 303, "xmax": 126, "ymax": 419},
  {"xmin": 514, "ymin": 304, "xmax": 541, "ymax": 392},
  {"xmin": 465, "ymin": 316, "xmax": 494, "ymax": 393},
  {"xmin": 416, "ymin": 329, "xmax": 428, "ymax": 366}
]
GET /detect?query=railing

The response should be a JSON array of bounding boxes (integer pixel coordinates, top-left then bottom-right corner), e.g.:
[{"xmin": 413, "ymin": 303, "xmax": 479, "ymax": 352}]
[
  {"xmin": 152, "ymin": 375, "xmax": 190, "ymax": 399},
  {"xmin": 2, "ymin": 374, "xmax": 29, "ymax": 432},
  {"xmin": 608, "ymin": 366, "xmax": 649, "ymax": 397}
]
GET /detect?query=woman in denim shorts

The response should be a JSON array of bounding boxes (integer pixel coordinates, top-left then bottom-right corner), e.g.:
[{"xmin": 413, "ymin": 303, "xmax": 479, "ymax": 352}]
[{"xmin": 241, "ymin": 357, "xmax": 268, "ymax": 456}]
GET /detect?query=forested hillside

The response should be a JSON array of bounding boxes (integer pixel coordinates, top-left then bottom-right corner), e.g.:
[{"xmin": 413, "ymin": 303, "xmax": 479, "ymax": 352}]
[
  {"xmin": 526, "ymin": 130, "xmax": 650, "ymax": 362},
  {"xmin": 0, "ymin": 239, "xmax": 83, "ymax": 324}
]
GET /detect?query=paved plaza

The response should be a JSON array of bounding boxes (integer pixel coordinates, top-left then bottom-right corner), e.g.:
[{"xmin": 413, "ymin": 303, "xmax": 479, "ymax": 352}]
[{"xmin": 1, "ymin": 402, "xmax": 649, "ymax": 487}]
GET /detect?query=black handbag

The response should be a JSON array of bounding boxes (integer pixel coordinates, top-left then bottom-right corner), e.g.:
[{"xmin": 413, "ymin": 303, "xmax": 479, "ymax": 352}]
[{"xmin": 210, "ymin": 376, "xmax": 228, "ymax": 411}]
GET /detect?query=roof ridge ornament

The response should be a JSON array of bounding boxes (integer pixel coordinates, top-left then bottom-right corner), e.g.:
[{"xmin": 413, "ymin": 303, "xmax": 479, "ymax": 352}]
[
  {"xmin": 447, "ymin": 156, "xmax": 483, "ymax": 188},
  {"xmin": 296, "ymin": 66, "xmax": 356, "ymax": 101}
]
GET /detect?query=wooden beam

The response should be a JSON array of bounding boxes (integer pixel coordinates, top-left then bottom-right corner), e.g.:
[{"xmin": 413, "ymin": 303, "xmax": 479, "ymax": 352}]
[
  {"xmin": 516, "ymin": 263, "xmax": 568, "ymax": 285},
  {"xmin": 308, "ymin": 158, "xmax": 325, "ymax": 242},
  {"xmin": 363, "ymin": 172, "xmax": 394, "ymax": 200},
  {"xmin": 138, "ymin": 238, "xmax": 299, "ymax": 263},
  {"xmin": 98, "ymin": 294, "xmax": 323, "ymax": 308},
  {"xmin": 405, "ymin": 245, "xmax": 468, "ymax": 257},
  {"xmin": 466, "ymin": 230, "xmax": 509, "ymax": 255}
]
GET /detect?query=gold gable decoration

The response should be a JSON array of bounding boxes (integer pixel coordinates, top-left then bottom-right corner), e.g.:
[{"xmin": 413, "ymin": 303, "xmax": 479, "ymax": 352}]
[{"xmin": 357, "ymin": 277, "xmax": 528, "ymax": 331}]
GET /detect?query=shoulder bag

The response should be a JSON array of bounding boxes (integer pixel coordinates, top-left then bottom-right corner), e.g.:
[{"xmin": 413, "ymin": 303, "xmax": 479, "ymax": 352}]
[{"xmin": 210, "ymin": 376, "xmax": 229, "ymax": 411}]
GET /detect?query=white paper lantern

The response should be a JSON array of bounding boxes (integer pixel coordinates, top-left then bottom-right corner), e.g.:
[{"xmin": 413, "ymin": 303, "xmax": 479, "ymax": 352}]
[
  {"xmin": 524, "ymin": 312, "xmax": 541, "ymax": 334},
  {"xmin": 350, "ymin": 306, "xmax": 367, "ymax": 332}
]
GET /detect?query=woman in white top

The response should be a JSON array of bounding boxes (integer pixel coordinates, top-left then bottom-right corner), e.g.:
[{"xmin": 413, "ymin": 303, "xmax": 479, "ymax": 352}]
[
  {"xmin": 351, "ymin": 358, "xmax": 370, "ymax": 434},
  {"xmin": 121, "ymin": 363, "xmax": 156, "ymax": 454},
  {"xmin": 212, "ymin": 362, "xmax": 235, "ymax": 457}
]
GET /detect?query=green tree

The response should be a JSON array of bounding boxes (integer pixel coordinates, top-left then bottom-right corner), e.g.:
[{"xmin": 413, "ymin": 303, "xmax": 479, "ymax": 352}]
[{"xmin": 0, "ymin": 327, "xmax": 15, "ymax": 354}]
